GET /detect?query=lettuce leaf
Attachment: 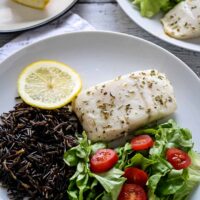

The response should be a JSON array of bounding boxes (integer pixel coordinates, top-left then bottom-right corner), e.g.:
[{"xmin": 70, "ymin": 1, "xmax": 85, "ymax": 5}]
[
  {"xmin": 63, "ymin": 132, "xmax": 92, "ymax": 166},
  {"xmin": 133, "ymin": 0, "xmax": 169, "ymax": 17},
  {"xmin": 125, "ymin": 153, "xmax": 156, "ymax": 170},
  {"xmin": 155, "ymin": 169, "xmax": 187, "ymax": 196},
  {"xmin": 132, "ymin": 0, "xmax": 183, "ymax": 18},
  {"xmin": 91, "ymin": 168, "xmax": 126, "ymax": 200}
]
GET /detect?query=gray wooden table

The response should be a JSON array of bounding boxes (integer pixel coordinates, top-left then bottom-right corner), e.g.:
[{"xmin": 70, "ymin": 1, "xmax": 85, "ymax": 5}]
[{"xmin": 0, "ymin": 0, "xmax": 199, "ymax": 77}]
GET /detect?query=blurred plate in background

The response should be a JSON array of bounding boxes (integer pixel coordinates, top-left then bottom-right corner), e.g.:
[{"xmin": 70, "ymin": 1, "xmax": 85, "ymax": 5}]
[
  {"xmin": 116, "ymin": 0, "xmax": 200, "ymax": 52},
  {"xmin": 0, "ymin": 0, "xmax": 78, "ymax": 33}
]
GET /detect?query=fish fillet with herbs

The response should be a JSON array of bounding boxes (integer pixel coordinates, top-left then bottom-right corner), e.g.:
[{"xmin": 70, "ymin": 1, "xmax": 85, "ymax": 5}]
[
  {"xmin": 73, "ymin": 69, "xmax": 177, "ymax": 142},
  {"xmin": 161, "ymin": 0, "xmax": 200, "ymax": 39}
]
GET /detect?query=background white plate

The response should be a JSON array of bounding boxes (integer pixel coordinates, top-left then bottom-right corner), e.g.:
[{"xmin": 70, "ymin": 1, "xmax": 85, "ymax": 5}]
[
  {"xmin": 116, "ymin": 0, "xmax": 200, "ymax": 52},
  {"xmin": 0, "ymin": 31, "xmax": 199, "ymax": 199},
  {"xmin": 0, "ymin": 0, "xmax": 78, "ymax": 32}
]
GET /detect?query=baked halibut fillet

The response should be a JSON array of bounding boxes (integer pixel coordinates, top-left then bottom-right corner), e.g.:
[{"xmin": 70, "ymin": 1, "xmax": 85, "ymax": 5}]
[{"xmin": 73, "ymin": 70, "xmax": 177, "ymax": 142}]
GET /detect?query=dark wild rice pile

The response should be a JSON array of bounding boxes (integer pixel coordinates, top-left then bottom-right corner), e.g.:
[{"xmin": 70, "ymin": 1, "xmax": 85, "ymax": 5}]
[{"xmin": 0, "ymin": 102, "xmax": 82, "ymax": 200}]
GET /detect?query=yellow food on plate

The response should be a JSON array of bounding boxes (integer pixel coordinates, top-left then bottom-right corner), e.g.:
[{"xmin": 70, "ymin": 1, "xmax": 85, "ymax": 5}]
[
  {"xmin": 73, "ymin": 69, "xmax": 177, "ymax": 142},
  {"xmin": 13, "ymin": 0, "xmax": 50, "ymax": 9},
  {"xmin": 18, "ymin": 60, "xmax": 82, "ymax": 110}
]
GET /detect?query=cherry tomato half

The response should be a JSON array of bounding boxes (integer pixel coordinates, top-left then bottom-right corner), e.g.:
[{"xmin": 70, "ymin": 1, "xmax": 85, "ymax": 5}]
[
  {"xmin": 90, "ymin": 149, "xmax": 118, "ymax": 173},
  {"xmin": 166, "ymin": 148, "xmax": 191, "ymax": 170},
  {"xmin": 124, "ymin": 167, "xmax": 148, "ymax": 187},
  {"xmin": 118, "ymin": 183, "xmax": 147, "ymax": 200},
  {"xmin": 131, "ymin": 135, "xmax": 154, "ymax": 151}
]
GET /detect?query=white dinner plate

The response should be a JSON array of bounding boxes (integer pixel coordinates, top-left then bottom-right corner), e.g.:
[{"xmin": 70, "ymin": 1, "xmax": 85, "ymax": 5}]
[
  {"xmin": 0, "ymin": 31, "xmax": 199, "ymax": 199},
  {"xmin": 116, "ymin": 0, "xmax": 200, "ymax": 52},
  {"xmin": 0, "ymin": 0, "xmax": 78, "ymax": 33}
]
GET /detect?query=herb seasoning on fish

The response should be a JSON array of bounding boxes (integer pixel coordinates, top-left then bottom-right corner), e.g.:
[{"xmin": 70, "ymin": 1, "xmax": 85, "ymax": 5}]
[{"xmin": 0, "ymin": 102, "xmax": 82, "ymax": 200}]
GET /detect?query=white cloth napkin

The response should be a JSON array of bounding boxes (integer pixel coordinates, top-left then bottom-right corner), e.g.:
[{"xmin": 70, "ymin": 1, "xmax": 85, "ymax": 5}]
[{"xmin": 0, "ymin": 12, "xmax": 95, "ymax": 62}]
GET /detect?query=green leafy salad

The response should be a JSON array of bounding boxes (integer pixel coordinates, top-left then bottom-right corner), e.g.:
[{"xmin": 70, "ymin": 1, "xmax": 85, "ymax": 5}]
[
  {"xmin": 63, "ymin": 120, "xmax": 200, "ymax": 200},
  {"xmin": 131, "ymin": 0, "xmax": 183, "ymax": 17}
]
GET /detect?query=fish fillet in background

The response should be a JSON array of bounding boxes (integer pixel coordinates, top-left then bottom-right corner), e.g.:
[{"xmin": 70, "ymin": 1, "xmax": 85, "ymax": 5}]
[
  {"xmin": 73, "ymin": 69, "xmax": 177, "ymax": 142},
  {"xmin": 161, "ymin": 0, "xmax": 200, "ymax": 39}
]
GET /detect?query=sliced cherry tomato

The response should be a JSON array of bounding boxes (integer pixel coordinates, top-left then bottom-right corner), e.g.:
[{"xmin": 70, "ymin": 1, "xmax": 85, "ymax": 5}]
[
  {"xmin": 90, "ymin": 149, "xmax": 118, "ymax": 173},
  {"xmin": 118, "ymin": 183, "xmax": 147, "ymax": 200},
  {"xmin": 166, "ymin": 148, "xmax": 191, "ymax": 170},
  {"xmin": 131, "ymin": 135, "xmax": 154, "ymax": 151},
  {"xmin": 124, "ymin": 167, "xmax": 148, "ymax": 187}
]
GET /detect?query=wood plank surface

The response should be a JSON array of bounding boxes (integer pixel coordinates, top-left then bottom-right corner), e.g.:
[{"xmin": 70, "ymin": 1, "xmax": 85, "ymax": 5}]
[{"xmin": 0, "ymin": 0, "xmax": 199, "ymax": 77}]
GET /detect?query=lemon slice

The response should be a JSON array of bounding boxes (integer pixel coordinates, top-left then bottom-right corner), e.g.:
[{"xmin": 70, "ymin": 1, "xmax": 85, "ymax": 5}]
[
  {"xmin": 13, "ymin": 0, "xmax": 50, "ymax": 9},
  {"xmin": 18, "ymin": 60, "xmax": 82, "ymax": 109}
]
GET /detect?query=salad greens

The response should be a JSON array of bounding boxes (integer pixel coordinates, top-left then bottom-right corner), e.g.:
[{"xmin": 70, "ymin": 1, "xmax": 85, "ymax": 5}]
[
  {"xmin": 132, "ymin": 0, "xmax": 183, "ymax": 18},
  {"xmin": 63, "ymin": 132, "xmax": 126, "ymax": 200},
  {"xmin": 64, "ymin": 120, "xmax": 200, "ymax": 200},
  {"xmin": 135, "ymin": 119, "xmax": 199, "ymax": 199}
]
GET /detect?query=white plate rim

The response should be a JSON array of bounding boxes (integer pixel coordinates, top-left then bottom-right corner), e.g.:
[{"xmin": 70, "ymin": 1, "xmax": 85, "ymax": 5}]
[
  {"xmin": 1, "ymin": 30, "xmax": 199, "ymax": 82},
  {"xmin": 116, "ymin": 0, "xmax": 200, "ymax": 52},
  {"xmin": 0, "ymin": 0, "xmax": 78, "ymax": 33}
]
